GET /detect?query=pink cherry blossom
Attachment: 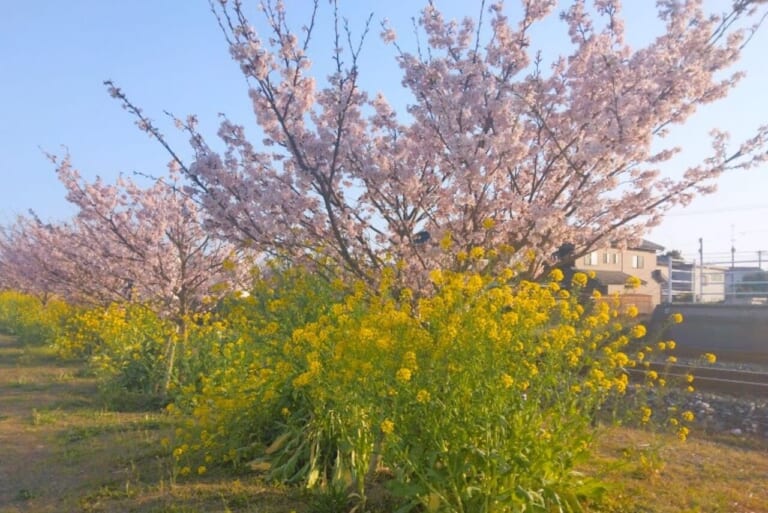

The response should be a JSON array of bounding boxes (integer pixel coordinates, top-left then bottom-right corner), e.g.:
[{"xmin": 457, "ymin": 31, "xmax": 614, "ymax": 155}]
[{"xmin": 106, "ymin": 1, "xmax": 768, "ymax": 287}]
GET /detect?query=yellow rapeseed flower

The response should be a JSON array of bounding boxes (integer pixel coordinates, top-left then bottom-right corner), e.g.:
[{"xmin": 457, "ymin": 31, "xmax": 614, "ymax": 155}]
[
  {"xmin": 500, "ymin": 373, "xmax": 514, "ymax": 389},
  {"xmin": 572, "ymin": 272, "xmax": 588, "ymax": 288},
  {"xmin": 396, "ymin": 368, "xmax": 412, "ymax": 382},
  {"xmin": 613, "ymin": 352, "xmax": 630, "ymax": 367},
  {"xmin": 682, "ymin": 411, "xmax": 695, "ymax": 422},
  {"xmin": 403, "ymin": 351, "xmax": 417, "ymax": 370},
  {"xmin": 482, "ymin": 217, "xmax": 496, "ymax": 230},
  {"xmin": 525, "ymin": 249, "xmax": 536, "ymax": 262},
  {"xmin": 703, "ymin": 353, "xmax": 717, "ymax": 364},
  {"xmin": 670, "ymin": 312, "xmax": 684, "ymax": 324},
  {"xmin": 625, "ymin": 275, "xmax": 642, "ymax": 289},
  {"xmin": 625, "ymin": 305, "xmax": 639, "ymax": 318},
  {"xmin": 440, "ymin": 232, "xmax": 453, "ymax": 250},
  {"xmin": 549, "ymin": 268, "xmax": 564, "ymax": 282},
  {"xmin": 630, "ymin": 324, "xmax": 647, "ymax": 339},
  {"xmin": 470, "ymin": 246, "xmax": 485, "ymax": 260},
  {"xmin": 380, "ymin": 419, "xmax": 395, "ymax": 435},
  {"xmin": 416, "ymin": 389, "xmax": 431, "ymax": 403}
]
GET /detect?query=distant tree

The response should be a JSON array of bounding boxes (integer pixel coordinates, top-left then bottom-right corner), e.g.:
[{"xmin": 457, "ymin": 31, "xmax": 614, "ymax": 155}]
[
  {"xmin": 663, "ymin": 249, "xmax": 684, "ymax": 261},
  {"xmin": 109, "ymin": 0, "xmax": 768, "ymax": 288},
  {"xmin": 0, "ymin": 158, "xmax": 247, "ymax": 395},
  {"xmin": 737, "ymin": 271, "xmax": 768, "ymax": 294}
]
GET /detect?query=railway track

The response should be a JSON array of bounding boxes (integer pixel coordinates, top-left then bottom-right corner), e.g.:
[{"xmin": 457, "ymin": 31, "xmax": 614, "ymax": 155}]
[{"xmin": 628, "ymin": 362, "xmax": 768, "ymax": 397}]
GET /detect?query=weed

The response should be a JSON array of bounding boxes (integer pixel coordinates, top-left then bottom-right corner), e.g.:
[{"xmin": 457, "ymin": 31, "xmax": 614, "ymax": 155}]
[
  {"xmin": 305, "ymin": 486, "xmax": 350, "ymax": 513},
  {"xmin": 30, "ymin": 407, "xmax": 58, "ymax": 426},
  {"xmin": 16, "ymin": 488, "xmax": 36, "ymax": 501},
  {"xmin": 78, "ymin": 483, "xmax": 136, "ymax": 511}
]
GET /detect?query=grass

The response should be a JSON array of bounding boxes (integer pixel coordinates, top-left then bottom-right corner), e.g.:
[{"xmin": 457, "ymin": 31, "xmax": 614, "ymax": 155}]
[
  {"xmin": 1, "ymin": 332, "xmax": 767, "ymax": 513},
  {"xmin": 586, "ymin": 428, "xmax": 768, "ymax": 512}
]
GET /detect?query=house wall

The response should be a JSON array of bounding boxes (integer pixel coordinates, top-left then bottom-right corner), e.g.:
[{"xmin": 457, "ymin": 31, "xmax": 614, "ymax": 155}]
[
  {"xmin": 579, "ymin": 247, "xmax": 661, "ymax": 308},
  {"xmin": 694, "ymin": 266, "xmax": 726, "ymax": 303}
]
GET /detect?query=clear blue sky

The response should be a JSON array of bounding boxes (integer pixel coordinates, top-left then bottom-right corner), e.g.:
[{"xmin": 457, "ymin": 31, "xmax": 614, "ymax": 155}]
[{"xmin": 1, "ymin": 1, "xmax": 766, "ymax": 263}]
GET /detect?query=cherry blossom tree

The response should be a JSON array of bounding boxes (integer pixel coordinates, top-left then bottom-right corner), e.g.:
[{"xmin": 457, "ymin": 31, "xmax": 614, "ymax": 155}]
[
  {"xmin": 0, "ymin": 158, "xmax": 246, "ymax": 394},
  {"xmin": 109, "ymin": 0, "xmax": 768, "ymax": 287},
  {"xmin": 0, "ymin": 214, "xmax": 119, "ymax": 302}
]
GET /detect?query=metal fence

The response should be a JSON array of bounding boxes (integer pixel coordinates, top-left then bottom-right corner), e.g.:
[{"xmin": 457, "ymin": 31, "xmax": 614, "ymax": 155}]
[{"xmin": 661, "ymin": 250, "xmax": 768, "ymax": 305}]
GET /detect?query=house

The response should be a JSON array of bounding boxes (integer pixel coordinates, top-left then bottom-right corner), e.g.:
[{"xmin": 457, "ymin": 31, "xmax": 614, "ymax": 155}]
[
  {"xmin": 576, "ymin": 239, "xmax": 664, "ymax": 314},
  {"xmin": 695, "ymin": 265, "xmax": 727, "ymax": 303},
  {"xmin": 656, "ymin": 255, "xmax": 694, "ymax": 302},
  {"xmin": 655, "ymin": 257, "xmax": 727, "ymax": 303}
]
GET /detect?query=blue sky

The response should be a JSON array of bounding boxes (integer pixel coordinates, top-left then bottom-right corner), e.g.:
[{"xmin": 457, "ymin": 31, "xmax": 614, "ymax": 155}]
[{"xmin": 1, "ymin": 1, "xmax": 766, "ymax": 262}]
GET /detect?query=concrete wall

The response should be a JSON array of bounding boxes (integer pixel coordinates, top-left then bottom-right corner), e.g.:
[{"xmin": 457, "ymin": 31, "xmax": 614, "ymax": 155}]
[{"xmin": 650, "ymin": 304, "xmax": 768, "ymax": 365}]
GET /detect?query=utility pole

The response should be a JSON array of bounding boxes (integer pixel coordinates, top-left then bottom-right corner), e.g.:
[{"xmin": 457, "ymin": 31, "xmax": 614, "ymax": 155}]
[
  {"xmin": 698, "ymin": 237, "xmax": 703, "ymax": 303},
  {"xmin": 730, "ymin": 225, "xmax": 736, "ymax": 299}
]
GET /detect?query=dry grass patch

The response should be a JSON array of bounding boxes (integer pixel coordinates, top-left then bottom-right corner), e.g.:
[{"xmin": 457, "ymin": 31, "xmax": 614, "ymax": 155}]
[{"xmin": 586, "ymin": 427, "xmax": 768, "ymax": 513}]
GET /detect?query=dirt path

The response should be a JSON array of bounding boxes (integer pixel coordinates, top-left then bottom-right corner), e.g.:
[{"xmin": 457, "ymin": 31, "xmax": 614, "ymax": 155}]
[
  {"xmin": 0, "ymin": 334, "xmax": 99, "ymax": 511},
  {"xmin": 0, "ymin": 335, "xmax": 305, "ymax": 513},
  {"xmin": 0, "ymin": 334, "xmax": 175, "ymax": 513}
]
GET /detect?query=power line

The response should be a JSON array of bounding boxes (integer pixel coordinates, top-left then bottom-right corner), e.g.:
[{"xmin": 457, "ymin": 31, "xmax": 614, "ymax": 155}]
[{"xmin": 666, "ymin": 205, "xmax": 768, "ymax": 217}]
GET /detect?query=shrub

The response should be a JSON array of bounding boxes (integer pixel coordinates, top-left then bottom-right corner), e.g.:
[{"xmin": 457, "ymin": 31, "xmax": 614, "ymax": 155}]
[
  {"xmin": 167, "ymin": 258, "xmax": 691, "ymax": 512},
  {"xmin": 56, "ymin": 303, "xmax": 172, "ymax": 404},
  {"xmin": 0, "ymin": 290, "xmax": 73, "ymax": 345}
]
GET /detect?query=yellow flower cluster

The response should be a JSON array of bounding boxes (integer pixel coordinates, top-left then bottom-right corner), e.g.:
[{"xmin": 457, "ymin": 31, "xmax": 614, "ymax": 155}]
[
  {"xmin": 154, "ymin": 255, "xmax": 684, "ymax": 502},
  {"xmin": 0, "ymin": 291, "xmax": 73, "ymax": 347}
]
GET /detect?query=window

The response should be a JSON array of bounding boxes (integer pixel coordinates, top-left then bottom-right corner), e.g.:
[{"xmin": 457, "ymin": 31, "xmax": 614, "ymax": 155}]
[
  {"xmin": 612, "ymin": 253, "xmax": 620, "ymax": 264},
  {"xmin": 603, "ymin": 252, "xmax": 619, "ymax": 264},
  {"xmin": 583, "ymin": 251, "xmax": 599, "ymax": 266},
  {"xmin": 631, "ymin": 255, "xmax": 644, "ymax": 269}
]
